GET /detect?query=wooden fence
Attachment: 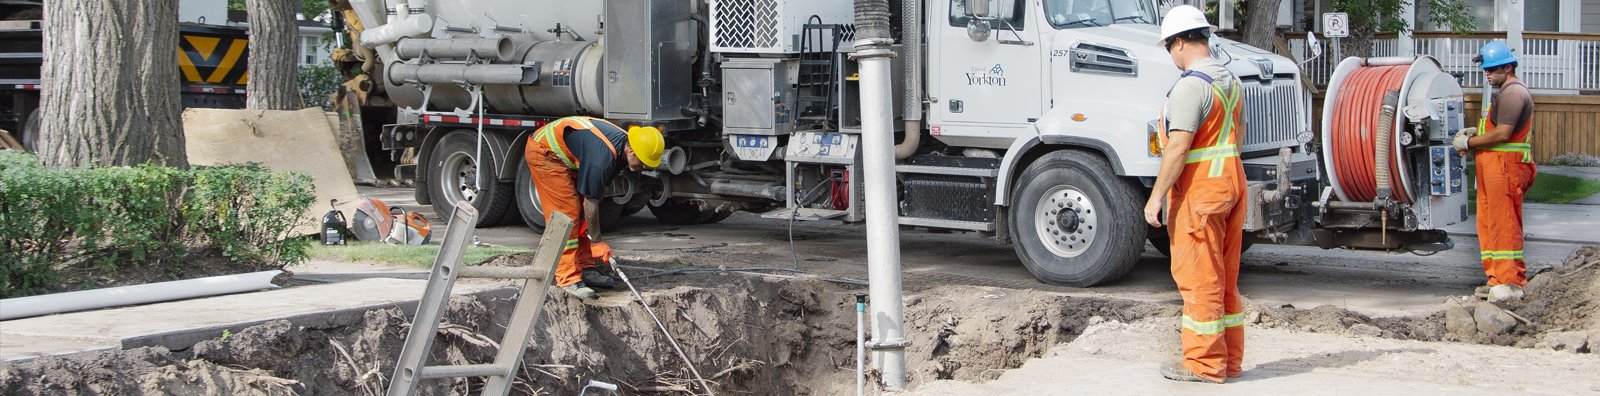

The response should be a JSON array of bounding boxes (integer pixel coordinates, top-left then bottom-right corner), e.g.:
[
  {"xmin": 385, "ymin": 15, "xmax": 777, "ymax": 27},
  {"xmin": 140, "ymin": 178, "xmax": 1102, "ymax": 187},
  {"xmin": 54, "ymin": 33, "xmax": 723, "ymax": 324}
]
[
  {"xmin": 1310, "ymin": 93, "xmax": 1600, "ymax": 164},
  {"xmin": 1463, "ymin": 93, "xmax": 1600, "ymax": 163}
]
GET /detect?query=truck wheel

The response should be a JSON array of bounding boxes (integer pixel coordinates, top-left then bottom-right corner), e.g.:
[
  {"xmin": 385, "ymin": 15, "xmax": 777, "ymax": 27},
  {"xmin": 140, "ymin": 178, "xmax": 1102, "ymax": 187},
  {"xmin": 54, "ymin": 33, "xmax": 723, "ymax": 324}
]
[
  {"xmin": 516, "ymin": 163, "xmax": 628, "ymax": 232},
  {"xmin": 1008, "ymin": 150, "xmax": 1146, "ymax": 287},
  {"xmin": 649, "ymin": 198, "xmax": 712, "ymax": 225},
  {"xmin": 428, "ymin": 130, "xmax": 516, "ymax": 227}
]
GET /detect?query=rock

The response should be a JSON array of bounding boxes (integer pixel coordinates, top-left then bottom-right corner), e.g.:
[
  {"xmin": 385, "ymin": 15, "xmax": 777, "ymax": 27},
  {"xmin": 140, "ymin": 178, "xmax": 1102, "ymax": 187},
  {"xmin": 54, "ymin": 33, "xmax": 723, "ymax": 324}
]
[
  {"xmin": 1473, "ymin": 301, "xmax": 1518, "ymax": 336},
  {"xmin": 1350, "ymin": 323, "xmax": 1383, "ymax": 337},
  {"xmin": 1444, "ymin": 303, "xmax": 1477, "ymax": 339},
  {"xmin": 1542, "ymin": 331, "xmax": 1590, "ymax": 353},
  {"xmin": 1246, "ymin": 311, "xmax": 1262, "ymax": 325}
]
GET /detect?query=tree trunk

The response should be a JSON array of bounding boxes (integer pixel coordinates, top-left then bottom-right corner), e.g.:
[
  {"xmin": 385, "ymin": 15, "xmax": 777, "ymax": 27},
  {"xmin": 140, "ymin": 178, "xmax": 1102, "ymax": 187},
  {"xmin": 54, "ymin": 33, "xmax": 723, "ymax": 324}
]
[
  {"xmin": 35, "ymin": 0, "xmax": 186, "ymax": 167},
  {"xmin": 1241, "ymin": 0, "xmax": 1282, "ymax": 54},
  {"xmin": 245, "ymin": 0, "xmax": 301, "ymax": 110},
  {"xmin": 1342, "ymin": 21, "xmax": 1376, "ymax": 59}
]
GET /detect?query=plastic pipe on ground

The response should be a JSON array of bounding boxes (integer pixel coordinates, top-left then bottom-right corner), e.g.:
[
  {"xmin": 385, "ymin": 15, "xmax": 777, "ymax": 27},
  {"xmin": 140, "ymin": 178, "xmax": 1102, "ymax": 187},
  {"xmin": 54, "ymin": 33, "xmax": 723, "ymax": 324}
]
[{"xmin": 0, "ymin": 270, "xmax": 282, "ymax": 321}]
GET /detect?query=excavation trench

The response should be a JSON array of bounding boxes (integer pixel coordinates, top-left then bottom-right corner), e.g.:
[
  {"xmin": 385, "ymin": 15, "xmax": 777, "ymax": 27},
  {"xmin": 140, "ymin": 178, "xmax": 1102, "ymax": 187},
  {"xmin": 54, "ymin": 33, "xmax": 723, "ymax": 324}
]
[
  {"xmin": 0, "ymin": 264, "xmax": 1176, "ymax": 395},
  {"xmin": 3, "ymin": 246, "xmax": 1595, "ymax": 394}
]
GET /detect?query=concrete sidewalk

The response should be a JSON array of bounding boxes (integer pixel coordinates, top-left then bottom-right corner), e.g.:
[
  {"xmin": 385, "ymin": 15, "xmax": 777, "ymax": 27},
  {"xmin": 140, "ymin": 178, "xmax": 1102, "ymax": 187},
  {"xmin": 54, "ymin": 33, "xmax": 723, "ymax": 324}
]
[
  {"xmin": 0, "ymin": 261, "xmax": 503, "ymax": 362},
  {"xmin": 1440, "ymin": 202, "xmax": 1600, "ymax": 245}
]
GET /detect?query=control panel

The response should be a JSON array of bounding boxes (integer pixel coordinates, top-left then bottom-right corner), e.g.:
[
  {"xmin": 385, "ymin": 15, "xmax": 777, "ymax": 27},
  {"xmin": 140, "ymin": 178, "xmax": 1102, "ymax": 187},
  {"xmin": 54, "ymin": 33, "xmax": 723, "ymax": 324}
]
[
  {"xmin": 786, "ymin": 130, "xmax": 859, "ymax": 165},
  {"xmin": 1428, "ymin": 145, "xmax": 1465, "ymax": 196},
  {"xmin": 727, "ymin": 134, "xmax": 779, "ymax": 161}
]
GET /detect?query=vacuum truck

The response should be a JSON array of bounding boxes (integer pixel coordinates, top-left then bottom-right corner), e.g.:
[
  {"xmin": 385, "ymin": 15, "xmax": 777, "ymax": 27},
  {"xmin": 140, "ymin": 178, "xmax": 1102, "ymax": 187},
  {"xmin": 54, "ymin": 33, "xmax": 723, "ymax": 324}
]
[{"xmin": 337, "ymin": 0, "xmax": 1471, "ymax": 286}]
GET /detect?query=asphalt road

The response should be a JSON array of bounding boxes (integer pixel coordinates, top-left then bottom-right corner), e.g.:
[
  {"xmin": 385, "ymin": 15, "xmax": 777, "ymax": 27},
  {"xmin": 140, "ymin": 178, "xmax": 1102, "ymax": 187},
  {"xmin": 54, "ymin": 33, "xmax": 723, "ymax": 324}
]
[{"xmin": 364, "ymin": 186, "xmax": 1585, "ymax": 318}]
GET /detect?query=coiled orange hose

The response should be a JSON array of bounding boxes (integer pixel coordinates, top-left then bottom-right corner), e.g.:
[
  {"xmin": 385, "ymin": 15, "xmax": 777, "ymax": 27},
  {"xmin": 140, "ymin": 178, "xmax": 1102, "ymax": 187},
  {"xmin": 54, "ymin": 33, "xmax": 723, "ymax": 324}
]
[{"xmin": 1330, "ymin": 65, "xmax": 1412, "ymax": 204}]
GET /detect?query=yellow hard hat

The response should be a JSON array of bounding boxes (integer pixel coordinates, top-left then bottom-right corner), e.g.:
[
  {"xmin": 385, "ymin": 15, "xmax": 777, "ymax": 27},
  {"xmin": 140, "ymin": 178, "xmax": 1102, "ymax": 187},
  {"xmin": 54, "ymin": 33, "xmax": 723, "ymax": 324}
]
[{"xmin": 627, "ymin": 125, "xmax": 664, "ymax": 168}]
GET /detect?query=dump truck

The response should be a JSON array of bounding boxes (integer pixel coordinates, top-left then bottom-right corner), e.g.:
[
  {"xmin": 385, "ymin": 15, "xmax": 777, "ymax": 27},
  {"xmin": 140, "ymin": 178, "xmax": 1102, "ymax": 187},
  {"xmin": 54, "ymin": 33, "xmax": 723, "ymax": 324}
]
[
  {"xmin": 0, "ymin": 14, "xmax": 250, "ymax": 149},
  {"xmin": 339, "ymin": 0, "xmax": 1471, "ymax": 286}
]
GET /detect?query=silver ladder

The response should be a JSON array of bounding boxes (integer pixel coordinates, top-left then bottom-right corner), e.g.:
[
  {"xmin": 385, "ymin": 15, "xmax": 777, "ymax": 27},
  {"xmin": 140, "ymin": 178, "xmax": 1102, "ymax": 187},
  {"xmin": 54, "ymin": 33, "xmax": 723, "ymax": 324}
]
[{"xmin": 387, "ymin": 204, "xmax": 575, "ymax": 396}]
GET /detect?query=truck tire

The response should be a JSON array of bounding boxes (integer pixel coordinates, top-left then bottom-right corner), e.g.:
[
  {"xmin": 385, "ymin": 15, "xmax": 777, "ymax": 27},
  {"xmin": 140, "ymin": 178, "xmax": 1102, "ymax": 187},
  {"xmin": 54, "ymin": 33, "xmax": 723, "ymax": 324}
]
[
  {"xmin": 428, "ymin": 130, "xmax": 516, "ymax": 227},
  {"xmin": 649, "ymin": 198, "xmax": 713, "ymax": 225},
  {"xmin": 516, "ymin": 163, "xmax": 626, "ymax": 232},
  {"xmin": 1008, "ymin": 150, "xmax": 1146, "ymax": 287}
]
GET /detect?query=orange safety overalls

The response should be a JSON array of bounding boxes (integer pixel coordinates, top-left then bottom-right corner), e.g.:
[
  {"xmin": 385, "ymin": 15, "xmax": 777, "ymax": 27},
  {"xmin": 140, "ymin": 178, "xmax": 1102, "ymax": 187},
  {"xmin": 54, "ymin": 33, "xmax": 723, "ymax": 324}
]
[
  {"xmin": 1160, "ymin": 70, "xmax": 1248, "ymax": 382},
  {"xmin": 525, "ymin": 116, "xmax": 619, "ymax": 287},
  {"xmin": 1473, "ymin": 81, "xmax": 1536, "ymax": 287}
]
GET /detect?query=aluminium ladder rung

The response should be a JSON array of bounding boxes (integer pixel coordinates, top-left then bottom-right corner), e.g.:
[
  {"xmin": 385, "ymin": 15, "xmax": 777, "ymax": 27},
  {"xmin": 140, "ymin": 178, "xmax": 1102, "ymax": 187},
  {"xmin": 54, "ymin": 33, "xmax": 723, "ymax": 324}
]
[{"xmin": 387, "ymin": 205, "xmax": 575, "ymax": 396}]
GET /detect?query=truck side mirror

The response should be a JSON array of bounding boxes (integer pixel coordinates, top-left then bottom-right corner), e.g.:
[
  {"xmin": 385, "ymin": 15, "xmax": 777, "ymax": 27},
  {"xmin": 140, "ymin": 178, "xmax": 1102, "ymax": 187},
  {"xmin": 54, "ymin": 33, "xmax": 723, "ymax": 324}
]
[
  {"xmin": 964, "ymin": 0, "xmax": 990, "ymax": 17},
  {"xmin": 1307, "ymin": 32, "xmax": 1322, "ymax": 58}
]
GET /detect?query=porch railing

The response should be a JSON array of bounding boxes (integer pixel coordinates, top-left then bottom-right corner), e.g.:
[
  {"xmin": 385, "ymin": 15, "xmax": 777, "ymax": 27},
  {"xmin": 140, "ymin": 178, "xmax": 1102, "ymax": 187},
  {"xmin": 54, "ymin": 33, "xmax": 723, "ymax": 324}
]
[{"xmin": 1285, "ymin": 32, "xmax": 1600, "ymax": 92}]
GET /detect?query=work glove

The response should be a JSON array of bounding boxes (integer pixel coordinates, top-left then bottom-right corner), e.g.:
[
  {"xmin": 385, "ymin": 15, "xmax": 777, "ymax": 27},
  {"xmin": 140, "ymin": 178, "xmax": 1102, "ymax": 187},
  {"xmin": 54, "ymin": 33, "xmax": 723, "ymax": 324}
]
[
  {"xmin": 589, "ymin": 241, "xmax": 614, "ymax": 267},
  {"xmin": 1452, "ymin": 127, "xmax": 1475, "ymax": 152}
]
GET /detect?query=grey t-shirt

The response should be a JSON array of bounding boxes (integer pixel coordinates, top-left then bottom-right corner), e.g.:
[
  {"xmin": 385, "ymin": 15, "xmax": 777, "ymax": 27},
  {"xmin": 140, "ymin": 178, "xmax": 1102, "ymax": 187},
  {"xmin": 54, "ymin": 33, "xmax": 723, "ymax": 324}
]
[
  {"xmin": 1491, "ymin": 80, "xmax": 1533, "ymax": 133},
  {"xmin": 1164, "ymin": 58, "xmax": 1238, "ymax": 134}
]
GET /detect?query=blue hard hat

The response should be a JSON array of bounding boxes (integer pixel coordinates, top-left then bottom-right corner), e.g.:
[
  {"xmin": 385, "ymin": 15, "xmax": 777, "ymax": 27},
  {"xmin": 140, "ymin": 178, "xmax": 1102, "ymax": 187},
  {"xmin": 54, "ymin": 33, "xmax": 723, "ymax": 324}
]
[{"xmin": 1478, "ymin": 41, "xmax": 1518, "ymax": 69}]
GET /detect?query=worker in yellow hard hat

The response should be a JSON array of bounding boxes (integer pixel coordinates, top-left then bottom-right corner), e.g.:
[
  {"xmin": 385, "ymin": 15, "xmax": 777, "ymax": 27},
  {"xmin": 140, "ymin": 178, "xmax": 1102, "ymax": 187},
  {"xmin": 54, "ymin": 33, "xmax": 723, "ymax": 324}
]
[{"xmin": 524, "ymin": 116, "xmax": 663, "ymax": 300}]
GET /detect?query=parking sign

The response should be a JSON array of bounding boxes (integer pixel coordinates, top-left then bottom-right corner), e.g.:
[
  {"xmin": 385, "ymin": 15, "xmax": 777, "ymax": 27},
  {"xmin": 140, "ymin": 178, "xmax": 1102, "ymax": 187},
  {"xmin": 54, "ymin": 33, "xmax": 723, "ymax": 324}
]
[{"xmin": 1323, "ymin": 12, "xmax": 1349, "ymax": 38}]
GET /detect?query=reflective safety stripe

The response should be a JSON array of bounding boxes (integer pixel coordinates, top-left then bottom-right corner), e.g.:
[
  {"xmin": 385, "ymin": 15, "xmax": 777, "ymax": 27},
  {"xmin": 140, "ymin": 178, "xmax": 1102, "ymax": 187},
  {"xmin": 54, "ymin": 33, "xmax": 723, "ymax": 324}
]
[
  {"xmin": 1181, "ymin": 315, "xmax": 1227, "ymax": 335},
  {"xmin": 1223, "ymin": 312, "xmax": 1245, "ymax": 328},
  {"xmin": 533, "ymin": 117, "xmax": 602, "ymax": 170},
  {"xmin": 1487, "ymin": 142, "xmax": 1533, "ymax": 163},
  {"xmin": 563, "ymin": 238, "xmax": 580, "ymax": 251},
  {"xmin": 1481, "ymin": 250, "xmax": 1524, "ymax": 260},
  {"xmin": 1185, "ymin": 144, "xmax": 1240, "ymax": 164},
  {"xmin": 1183, "ymin": 79, "xmax": 1244, "ymax": 178}
]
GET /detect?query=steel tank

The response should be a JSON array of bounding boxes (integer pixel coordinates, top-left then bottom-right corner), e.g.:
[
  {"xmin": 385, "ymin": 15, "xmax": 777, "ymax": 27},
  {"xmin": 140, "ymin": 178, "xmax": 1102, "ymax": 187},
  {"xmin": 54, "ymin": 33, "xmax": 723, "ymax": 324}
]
[{"xmin": 484, "ymin": 40, "xmax": 604, "ymax": 116}]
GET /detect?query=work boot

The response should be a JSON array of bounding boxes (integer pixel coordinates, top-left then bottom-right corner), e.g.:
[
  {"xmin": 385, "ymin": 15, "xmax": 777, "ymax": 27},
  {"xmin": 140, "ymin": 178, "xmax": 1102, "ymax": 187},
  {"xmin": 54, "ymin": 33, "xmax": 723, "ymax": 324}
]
[
  {"xmin": 1473, "ymin": 285, "xmax": 1492, "ymax": 299},
  {"xmin": 582, "ymin": 268, "xmax": 618, "ymax": 290},
  {"xmin": 1159, "ymin": 362, "xmax": 1221, "ymax": 384},
  {"xmin": 562, "ymin": 283, "xmax": 597, "ymax": 300},
  {"xmin": 1488, "ymin": 284, "xmax": 1524, "ymax": 303}
]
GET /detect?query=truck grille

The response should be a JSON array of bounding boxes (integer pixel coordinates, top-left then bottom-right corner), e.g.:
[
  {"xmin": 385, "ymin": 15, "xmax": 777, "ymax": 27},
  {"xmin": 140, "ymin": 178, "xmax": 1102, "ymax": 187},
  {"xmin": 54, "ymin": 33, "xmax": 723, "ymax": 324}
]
[
  {"xmin": 1240, "ymin": 80, "xmax": 1302, "ymax": 154},
  {"xmin": 711, "ymin": 0, "xmax": 781, "ymax": 51}
]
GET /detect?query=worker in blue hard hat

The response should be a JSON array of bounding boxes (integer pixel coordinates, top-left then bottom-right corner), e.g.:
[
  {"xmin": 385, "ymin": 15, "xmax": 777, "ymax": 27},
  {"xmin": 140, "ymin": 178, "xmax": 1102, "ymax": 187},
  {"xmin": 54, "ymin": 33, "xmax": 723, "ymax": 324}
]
[{"xmin": 1456, "ymin": 40, "xmax": 1536, "ymax": 303}]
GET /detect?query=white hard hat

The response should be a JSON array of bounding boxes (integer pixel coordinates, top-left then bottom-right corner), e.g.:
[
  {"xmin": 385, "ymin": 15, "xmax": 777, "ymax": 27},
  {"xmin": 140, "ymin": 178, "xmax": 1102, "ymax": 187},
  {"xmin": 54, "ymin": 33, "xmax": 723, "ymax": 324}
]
[{"xmin": 1158, "ymin": 5, "xmax": 1216, "ymax": 46}]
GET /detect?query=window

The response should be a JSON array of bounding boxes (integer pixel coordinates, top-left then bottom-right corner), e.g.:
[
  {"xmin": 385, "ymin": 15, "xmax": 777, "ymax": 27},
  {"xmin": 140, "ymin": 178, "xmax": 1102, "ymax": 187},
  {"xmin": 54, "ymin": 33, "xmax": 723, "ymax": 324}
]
[
  {"xmin": 950, "ymin": 0, "xmax": 1027, "ymax": 30},
  {"xmin": 1044, "ymin": 0, "xmax": 1156, "ymax": 29},
  {"xmin": 301, "ymin": 36, "xmax": 318, "ymax": 65}
]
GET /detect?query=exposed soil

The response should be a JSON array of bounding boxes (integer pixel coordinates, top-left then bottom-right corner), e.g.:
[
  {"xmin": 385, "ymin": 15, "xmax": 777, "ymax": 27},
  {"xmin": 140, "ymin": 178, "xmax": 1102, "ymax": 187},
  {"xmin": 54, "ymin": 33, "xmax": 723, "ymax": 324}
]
[
  {"xmin": 3, "ymin": 247, "xmax": 1596, "ymax": 394},
  {"xmin": 1252, "ymin": 245, "xmax": 1600, "ymax": 348}
]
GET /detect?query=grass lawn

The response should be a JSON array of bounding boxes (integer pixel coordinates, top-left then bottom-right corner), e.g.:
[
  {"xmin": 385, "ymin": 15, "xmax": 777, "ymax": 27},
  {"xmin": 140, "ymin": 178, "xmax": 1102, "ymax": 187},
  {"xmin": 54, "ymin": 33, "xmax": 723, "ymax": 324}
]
[
  {"xmin": 308, "ymin": 242, "xmax": 533, "ymax": 268},
  {"xmin": 1465, "ymin": 165, "xmax": 1600, "ymax": 205}
]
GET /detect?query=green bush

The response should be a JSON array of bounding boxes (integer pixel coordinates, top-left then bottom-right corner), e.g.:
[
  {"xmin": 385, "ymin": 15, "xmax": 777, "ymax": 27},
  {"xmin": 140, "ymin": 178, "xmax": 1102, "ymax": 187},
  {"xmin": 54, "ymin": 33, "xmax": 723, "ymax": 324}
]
[
  {"xmin": 299, "ymin": 63, "xmax": 342, "ymax": 111},
  {"xmin": 0, "ymin": 152, "xmax": 315, "ymax": 298}
]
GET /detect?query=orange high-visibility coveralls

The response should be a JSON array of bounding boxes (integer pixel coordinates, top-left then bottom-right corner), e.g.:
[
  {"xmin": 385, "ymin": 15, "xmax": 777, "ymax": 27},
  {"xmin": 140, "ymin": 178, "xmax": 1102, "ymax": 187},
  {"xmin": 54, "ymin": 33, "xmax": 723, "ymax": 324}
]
[
  {"xmin": 525, "ymin": 116, "xmax": 619, "ymax": 287},
  {"xmin": 1474, "ymin": 82, "xmax": 1537, "ymax": 287},
  {"xmin": 1161, "ymin": 70, "xmax": 1248, "ymax": 382}
]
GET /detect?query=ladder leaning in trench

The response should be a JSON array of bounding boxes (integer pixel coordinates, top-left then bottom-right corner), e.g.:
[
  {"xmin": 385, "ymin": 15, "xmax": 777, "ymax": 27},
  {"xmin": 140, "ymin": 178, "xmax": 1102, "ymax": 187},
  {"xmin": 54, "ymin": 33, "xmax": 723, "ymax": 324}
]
[{"xmin": 387, "ymin": 204, "xmax": 574, "ymax": 396}]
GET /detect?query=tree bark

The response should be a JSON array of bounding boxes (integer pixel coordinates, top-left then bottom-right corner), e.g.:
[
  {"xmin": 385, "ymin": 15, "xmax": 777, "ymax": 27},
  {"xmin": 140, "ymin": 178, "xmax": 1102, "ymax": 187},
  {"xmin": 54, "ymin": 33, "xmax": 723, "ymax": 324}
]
[
  {"xmin": 1241, "ymin": 0, "xmax": 1283, "ymax": 54},
  {"xmin": 35, "ymin": 0, "xmax": 186, "ymax": 167},
  {"xmin": 245, "ymin": 0, "xmax": 301, "ymax": 110}
]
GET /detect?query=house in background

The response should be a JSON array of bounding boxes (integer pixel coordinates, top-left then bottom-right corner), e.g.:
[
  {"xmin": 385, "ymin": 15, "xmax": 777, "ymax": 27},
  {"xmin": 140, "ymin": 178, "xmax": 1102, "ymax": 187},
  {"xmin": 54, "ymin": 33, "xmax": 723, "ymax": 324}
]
[
  {"xmin": 182, "ymin": 0, "xmax": 335, "ymax": 67},
  {"xmin": 1180, "ymin": 0, "xmax": 1599, "ymax": 94}
]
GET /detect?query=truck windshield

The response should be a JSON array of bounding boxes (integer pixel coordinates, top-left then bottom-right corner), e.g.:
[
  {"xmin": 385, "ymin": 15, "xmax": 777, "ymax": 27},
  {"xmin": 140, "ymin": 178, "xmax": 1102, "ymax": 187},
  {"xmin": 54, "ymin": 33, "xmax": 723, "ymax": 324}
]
[{"xmin": 1044, "ymin": 0, "xmax": 1156, "ymax": 29}]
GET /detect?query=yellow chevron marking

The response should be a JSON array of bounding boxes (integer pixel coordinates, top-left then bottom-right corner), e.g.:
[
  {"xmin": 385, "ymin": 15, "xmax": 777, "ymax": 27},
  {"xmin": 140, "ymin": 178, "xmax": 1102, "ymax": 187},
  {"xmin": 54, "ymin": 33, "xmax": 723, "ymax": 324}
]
[{"xmin": 210, "ymin": 38, "xmax": 248, "ymax": 84}]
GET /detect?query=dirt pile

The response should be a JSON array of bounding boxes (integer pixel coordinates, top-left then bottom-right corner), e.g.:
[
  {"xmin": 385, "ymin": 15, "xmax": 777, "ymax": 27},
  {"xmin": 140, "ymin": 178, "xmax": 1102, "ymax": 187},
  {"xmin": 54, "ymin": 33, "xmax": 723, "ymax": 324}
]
[{"xmin": 1253, "ymin": 245, "xmax": 1600, "ymax": 351}]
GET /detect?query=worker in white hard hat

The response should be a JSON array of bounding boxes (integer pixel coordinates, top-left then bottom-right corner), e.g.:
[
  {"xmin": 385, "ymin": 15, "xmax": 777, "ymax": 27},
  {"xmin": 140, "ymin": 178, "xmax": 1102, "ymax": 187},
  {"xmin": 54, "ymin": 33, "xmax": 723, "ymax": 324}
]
[{"xmin": 1143, "ymin": 4, "xmax": 1246, "ymax": 384}]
